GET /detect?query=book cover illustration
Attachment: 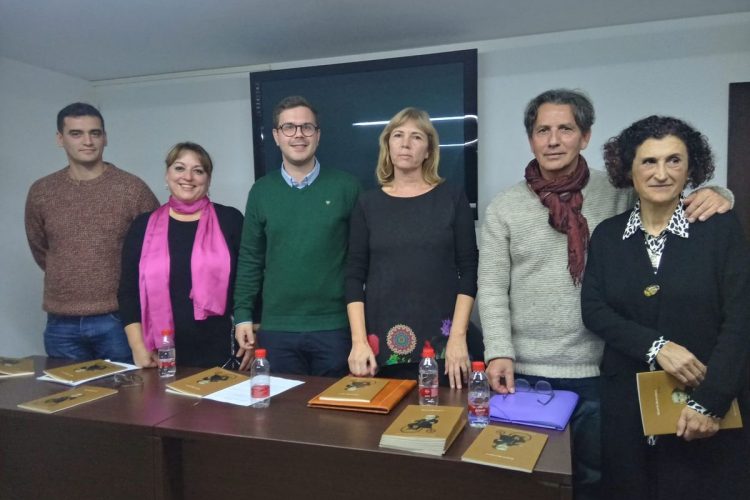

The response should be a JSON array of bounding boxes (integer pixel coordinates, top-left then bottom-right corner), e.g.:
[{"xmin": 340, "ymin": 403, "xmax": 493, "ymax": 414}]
[
  {"xmin": 318, "ymin": 376, "xmax": 388, "ymax": 402},
  {"xmin": 461, "ymin": 425, "xmax": 548, "ymax": 473},
  {"xmin": 18, "ymin": 386, "xmax": 118, "ymax": 414},
  {"xmin": 637, "ymin": 370, "xmax": 743, "ymax": 435},
  {"xmin": 0, "ymin": 356, "xmax": 34, "ymax": 378},
  {"xmin": 166, "ymin": 367, "xmax": 248, "ymax": 397},
  {"xmin": 380, "ymin": 405, "xmax": 466, "ymax": 455}
]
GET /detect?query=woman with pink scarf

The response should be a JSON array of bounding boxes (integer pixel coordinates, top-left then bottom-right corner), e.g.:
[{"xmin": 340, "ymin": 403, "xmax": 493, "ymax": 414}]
[{"xmin": 119, "ymin": 142, "xmax": 243, "ymax": 368}]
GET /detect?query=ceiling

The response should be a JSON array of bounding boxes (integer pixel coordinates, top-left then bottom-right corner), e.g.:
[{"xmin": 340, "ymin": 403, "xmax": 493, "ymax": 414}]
[{"xmin": 1, "ymin": 0, "xmax": 749, "ymax": 81}]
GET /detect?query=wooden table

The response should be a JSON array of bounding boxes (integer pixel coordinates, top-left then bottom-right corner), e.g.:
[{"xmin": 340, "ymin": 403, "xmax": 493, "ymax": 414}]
[
  {"xmin": 0, "ymin": 359, "xmax": 572, "ymax": 500},
  {"xmin": 0, "ymin": 357, "xmax": 199, "ymax": 500},
  {"xmin": 156, "ymin": 376, "xmax": 573, "ymax": 500}
]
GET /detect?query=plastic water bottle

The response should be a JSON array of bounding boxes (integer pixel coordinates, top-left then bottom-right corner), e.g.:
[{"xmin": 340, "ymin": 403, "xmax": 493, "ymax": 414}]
[
  {"xmin": 157, "ymin": 329, "xmax": 176, "ymax": 378},
  {"xmin": 418, "ymin": 343, "xmax": 439, "ymax": 406},
  {"xmin": 468, "ymin": 361, "xmax": 490, "ymax": 428},
  {"xmin": 250, "ymin": 348, "xmax": 271, "ymax": 408}
]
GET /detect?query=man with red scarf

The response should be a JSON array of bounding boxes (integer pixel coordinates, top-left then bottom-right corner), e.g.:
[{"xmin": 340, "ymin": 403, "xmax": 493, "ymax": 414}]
[{"xmin": 477, "ymin": 89, "xmax": 731, "ymax": 500}]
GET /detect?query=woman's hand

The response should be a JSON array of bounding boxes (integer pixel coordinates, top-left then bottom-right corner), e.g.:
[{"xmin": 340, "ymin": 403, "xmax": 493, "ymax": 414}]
[
  {"xmin": 677, "ymin": 406, "xmax": 720, "ymax": 441},
  {"xmin": 132, "ymin": 345, "xmax": 158, "ymax": 368},
  {"xmin": 348, "ymin": 341, "xmax": 377, "ymax": 377},
  {"xmin": 656, "ymin": 341, "xmax": 706, "ymax": 387},
  {"xmin": 445, "ymin": 334, "xmax": 471, "ymax": 389}
]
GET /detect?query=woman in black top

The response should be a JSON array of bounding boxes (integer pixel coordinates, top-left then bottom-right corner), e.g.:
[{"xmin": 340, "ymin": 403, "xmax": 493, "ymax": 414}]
[
  {"xmin": 581, "ymin": 116, "xmax": 750, "ymax": 499},
  {"xmin": 345, "ymin": 108, "xmax": 478, "ymax": 388},
  {"xmin": 119, "ymin": 142, "xmax": 243, "ymax": 368}
]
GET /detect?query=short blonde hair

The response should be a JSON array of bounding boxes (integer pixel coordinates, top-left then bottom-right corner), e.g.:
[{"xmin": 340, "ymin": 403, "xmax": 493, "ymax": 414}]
[{"xmin": 376, "ymin": 107, "xmax": 442, "ymax": 186}]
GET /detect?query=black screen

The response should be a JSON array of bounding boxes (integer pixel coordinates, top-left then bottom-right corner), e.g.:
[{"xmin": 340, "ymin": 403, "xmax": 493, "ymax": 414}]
[{"xmin": 250, "ymin": 50, "xmax": 478, "ymax": 214}]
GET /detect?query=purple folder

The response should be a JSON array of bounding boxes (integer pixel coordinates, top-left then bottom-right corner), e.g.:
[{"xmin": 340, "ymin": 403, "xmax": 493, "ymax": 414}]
[{"xmin": 489, "ymin": 390, "xmax": 579, "ymax": 430}]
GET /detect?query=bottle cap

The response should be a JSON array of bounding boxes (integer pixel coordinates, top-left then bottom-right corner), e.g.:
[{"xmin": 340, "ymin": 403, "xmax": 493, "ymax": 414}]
[
  {"xmin": 255, "ymin": 348, "xmax": 267, "ymax": 358},
  {"xmin": 160, "ymin": 329, "xmax": 173, "ymax": 336},
  {"xmin": 471, "ymin": 361, "xmax": 485, "ymax": 372},
  {"xmin": 421, "ymin": 340, "xmax": 435, "ymax": 358}
]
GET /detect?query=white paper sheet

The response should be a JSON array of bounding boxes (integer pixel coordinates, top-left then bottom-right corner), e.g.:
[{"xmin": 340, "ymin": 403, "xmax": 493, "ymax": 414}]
[{"xmin": 204, "ymin": 376, "xmax": 304, "ymax": 406}]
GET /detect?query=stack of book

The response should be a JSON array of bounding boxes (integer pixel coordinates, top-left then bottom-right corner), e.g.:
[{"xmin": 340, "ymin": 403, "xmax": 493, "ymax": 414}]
[
  {"xmin": 461, "ymin": 424, "xmax": 548, "ymax": 473},
  {"xmin": 0, "ymin": 356, "xmax": 35, "ymax": 379},
  {"xmin": 308, "ymin": 376, "xmax": 416, "ymax": 414},
  {"xmin": 379, "ymin": 405, "xmax": 466, "ymax": 456}
]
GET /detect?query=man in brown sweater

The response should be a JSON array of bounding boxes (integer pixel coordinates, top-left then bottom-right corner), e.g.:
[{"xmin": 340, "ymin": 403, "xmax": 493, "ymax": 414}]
[{"xmin": 25, "ymin": 102, "xmax": 159, "ymax": 362}]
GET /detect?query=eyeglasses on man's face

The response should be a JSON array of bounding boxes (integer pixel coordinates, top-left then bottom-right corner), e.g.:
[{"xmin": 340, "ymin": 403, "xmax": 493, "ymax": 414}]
[
  {"xmin": 505, "ymin": 378, "xmax": 555, "ymax": 405},
  {"xmin": 277, "ymin": 122, "xmax": 319, "ymax": 137}
]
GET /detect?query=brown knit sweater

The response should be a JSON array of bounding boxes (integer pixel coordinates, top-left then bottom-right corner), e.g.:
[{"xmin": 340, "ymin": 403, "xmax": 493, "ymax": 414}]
[{"xmin": 25, "ymin": 163, "xmax": 159, "ymax": 315}]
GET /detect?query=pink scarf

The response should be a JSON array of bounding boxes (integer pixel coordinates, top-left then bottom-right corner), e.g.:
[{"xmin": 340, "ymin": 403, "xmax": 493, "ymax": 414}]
[{"xmin": 138, "ymin": 196, "xmax": 230, "ymax": 350}]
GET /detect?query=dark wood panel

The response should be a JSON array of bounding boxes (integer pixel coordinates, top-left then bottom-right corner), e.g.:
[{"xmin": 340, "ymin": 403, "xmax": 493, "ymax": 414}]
[{"xmin": 728, "ymin": 82, "xmax": 750, "ymax": 236}]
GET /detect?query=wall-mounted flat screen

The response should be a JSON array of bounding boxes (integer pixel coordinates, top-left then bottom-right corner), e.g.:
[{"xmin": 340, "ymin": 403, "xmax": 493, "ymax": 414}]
[{"xmin": 249, "ymin": 49, "xmax": 478, "ymax": 215}]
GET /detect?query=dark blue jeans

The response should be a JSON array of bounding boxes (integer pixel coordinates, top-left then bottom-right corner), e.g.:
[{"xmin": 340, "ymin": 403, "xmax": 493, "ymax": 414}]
[
  {"xmin": 256, "ymin": 328, "xmax": 351, "ymax": 377},
  {"xmin": 518, "ymin": 374, "xmax": 601, "ymax": 500},
  {"xmin": 44, "ymin": 313, "xmax": 133, "ymax": 363}
]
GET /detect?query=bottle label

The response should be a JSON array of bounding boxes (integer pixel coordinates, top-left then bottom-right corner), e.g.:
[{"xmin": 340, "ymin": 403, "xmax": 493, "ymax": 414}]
[
  {"xmin": 468, "ymin": 403, "xmax": 489, "ymax": 417},
  {"xmin": 251, "ymin": 384, "xmax": 270, "ymax": 398},
  {"xmin": 419, "ymin": 387, "xmax": 438, "ymax": 398}
]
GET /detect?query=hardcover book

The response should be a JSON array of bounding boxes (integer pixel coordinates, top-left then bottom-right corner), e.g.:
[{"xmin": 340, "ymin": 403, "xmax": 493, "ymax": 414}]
[
  {"xmin": 0, "ymin": 356, "xmax": 35, "ymax": 378},
  {"xmin": 461, "ymin": 424, "xmax": 548, "ymax": 473},
  {"xmin": 166, "ymin": 367, "xmax": 248, "ymax": 397},
  {"xmin": 317, "ymin": 376, "xmax": 389, "ymax": 402},
  {"xmin": 18, "ymin": 386, "xmax": 118, "ymax": 414},
  {"xmin": 637, "ymin": 370, "xmax": 743, "ymax": 435},
  {"xmin": 379, "ymin": 405, "xmax": 466, "ymax": 456},
  {"xmin": 308, "ymin": 377, "xmax": 416, "ymax": 414},
  {"xmin": 42, "ymin": 359, "xmax": 130, "ymax": 385}
]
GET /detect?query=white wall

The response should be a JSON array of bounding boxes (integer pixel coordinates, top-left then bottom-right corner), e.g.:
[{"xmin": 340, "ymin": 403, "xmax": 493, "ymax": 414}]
[
  {"xmin": 0, "ymin": 56, "xmax": 93, "ymax": 356},
  {"xmin": 476, "ymin": 14, "xmax": 750, "ymax": 214},
  {"xmin": 2, "ymin": 13, "xmax": 749, "ymax": 356},
  {"xmin": 95, "ymin": 74, "xmax": 254, "ymax": 211}
]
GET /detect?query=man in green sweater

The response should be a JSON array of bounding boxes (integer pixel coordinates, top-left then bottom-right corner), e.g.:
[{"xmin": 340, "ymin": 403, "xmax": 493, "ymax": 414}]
[{"xmin": 234, "ymin": 96, "xmax": 361, "ymax": 375}]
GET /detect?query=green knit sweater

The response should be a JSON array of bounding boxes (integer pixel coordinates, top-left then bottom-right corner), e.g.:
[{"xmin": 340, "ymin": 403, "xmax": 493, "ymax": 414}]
[{"xmin": 234, "ymin": 167, "xmax": 361, "ymax": 331}]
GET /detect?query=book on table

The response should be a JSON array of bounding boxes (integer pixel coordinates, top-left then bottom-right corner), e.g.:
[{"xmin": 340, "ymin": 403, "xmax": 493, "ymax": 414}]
[
  {"xmin": 0, "ymin": 356, "xmax": 35, "ymax": 378},
  {"xmin": 461, "ymin": 424, "xmax": 548, "ymax": 473},
  {"xmin": 42, "ymin": 359, "xmax": 131, "ymax": 385},
  {"xmin": 316, "ymin": 376, "xmax": 389, "ymax": 402},
  {"xmin": 166, "ymin": 367, "xmax": 249, "ymax": 397},
  {"xmin": 18, "ymin": 386, "xmax": 118, "ymax": 414},
  {"xmin": 308, "ymin": 377, "xmax": 416, "ymax": 414},
  {"xmin": 379, "ymin": 405, "xmax": 467, "ymax": 456},
  {"xmin": 637, "ymin": 370, "xmax": 743, "ymax": 436}
]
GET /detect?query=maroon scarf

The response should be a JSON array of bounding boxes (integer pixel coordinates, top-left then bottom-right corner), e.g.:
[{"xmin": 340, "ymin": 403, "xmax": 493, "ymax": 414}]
[{"xmin": 525, "ymin": 155, "xmax": 590, "ymax": 285}]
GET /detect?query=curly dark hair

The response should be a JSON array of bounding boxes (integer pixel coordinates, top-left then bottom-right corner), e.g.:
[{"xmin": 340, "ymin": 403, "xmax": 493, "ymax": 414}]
[{"xmin": 603, "ymin": 115, "xmax": 715, "ymax": 189}]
